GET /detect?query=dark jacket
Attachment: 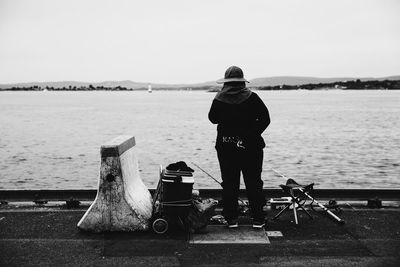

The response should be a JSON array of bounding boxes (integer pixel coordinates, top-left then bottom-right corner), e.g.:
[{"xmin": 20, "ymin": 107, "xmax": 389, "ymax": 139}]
[{"xmin": 208, "ymin": 92, "xmax": 270, "ymax": 150}]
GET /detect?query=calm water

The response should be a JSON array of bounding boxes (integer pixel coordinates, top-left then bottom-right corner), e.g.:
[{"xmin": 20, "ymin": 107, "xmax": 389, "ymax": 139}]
[{"xmin": 0, "ymin": 90, "xmax": 399, "ymax": 189}]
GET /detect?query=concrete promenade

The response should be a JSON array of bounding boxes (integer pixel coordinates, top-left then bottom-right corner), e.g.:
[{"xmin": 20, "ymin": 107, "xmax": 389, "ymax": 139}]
[{"xmin": 1, "ymin": 204, "xmax": 399, "ymax": 266}]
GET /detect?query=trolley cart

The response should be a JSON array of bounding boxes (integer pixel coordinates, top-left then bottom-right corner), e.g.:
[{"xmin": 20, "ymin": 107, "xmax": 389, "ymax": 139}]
[{"xmin": 152, "ymin": 165, "xmax": 194, "ymax": 234}]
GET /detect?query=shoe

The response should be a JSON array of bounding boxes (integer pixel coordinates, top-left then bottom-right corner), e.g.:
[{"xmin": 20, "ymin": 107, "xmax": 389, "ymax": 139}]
[
  {"xmin": 252, "ymin": 220, "xmax": 265, "ymax": 229},
  {"xmin": 227, "ymin": 219, "xmax": 239, "ymax": 228}
]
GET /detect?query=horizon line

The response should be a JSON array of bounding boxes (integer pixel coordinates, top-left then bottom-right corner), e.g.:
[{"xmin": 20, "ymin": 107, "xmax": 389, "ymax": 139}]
[{"xmin": 1, "ymin": 74, "xmax": 400, "ymax": 85}]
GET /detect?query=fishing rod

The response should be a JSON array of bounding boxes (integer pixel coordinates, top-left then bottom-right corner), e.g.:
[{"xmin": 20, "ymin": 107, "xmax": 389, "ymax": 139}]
[
  {"xmin": 191, "ymin": 162, "xmax": 223, "ymax": 187},
  {"xmin": 190, "ymin": 162, "xmax": 247, "ymax": 206},
  {"xmin": 270, "ymin": 168, "xmax": 345, "ymax": 225}
]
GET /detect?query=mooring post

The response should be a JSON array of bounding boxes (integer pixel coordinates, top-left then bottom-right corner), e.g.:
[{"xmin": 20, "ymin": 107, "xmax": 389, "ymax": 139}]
[{"xmin": 77, "ymin": 135, "xmax": 153, "ymax": 232}]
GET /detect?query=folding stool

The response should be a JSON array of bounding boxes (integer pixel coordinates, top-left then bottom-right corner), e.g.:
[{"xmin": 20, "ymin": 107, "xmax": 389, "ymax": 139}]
[{"xmin": 273, "ymin": 179, "xmax": 314, "ymax": 224}]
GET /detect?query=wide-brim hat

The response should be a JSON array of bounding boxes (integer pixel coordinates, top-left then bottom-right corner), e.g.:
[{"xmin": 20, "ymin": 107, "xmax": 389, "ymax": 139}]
[{"xmin": 216, "ymin": 66, "xmax": 249, "ymax": 84}]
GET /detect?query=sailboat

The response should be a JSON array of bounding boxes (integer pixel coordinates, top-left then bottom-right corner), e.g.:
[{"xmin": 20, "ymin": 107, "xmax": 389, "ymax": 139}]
[{"xmin": 148, "ymin": 84, "xmax": 152, "ymax": 93}]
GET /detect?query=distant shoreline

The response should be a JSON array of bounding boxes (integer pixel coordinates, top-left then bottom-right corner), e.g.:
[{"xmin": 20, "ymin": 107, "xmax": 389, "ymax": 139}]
[
  {"xmin": 1, "ymin": 83, "xmax": 399, "ymax": 92},
  {"xmin": 1, "ymin": 79, "xmax": 400, "ymax": 92},
  {"xmin": 1, "ymin": 88, "xmax": 399, "ymax": 91},
  {"xmin": 1, "ymin": 79, "xmax": 400, "ymax": 91},
  {"xmin": 1, "ymin": 76, "xmax": 400, "ymax": 91}
]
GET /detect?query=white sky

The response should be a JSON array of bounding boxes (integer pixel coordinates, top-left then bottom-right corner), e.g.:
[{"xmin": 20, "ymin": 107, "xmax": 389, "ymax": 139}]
[{"xmin": 0, "ymin": 0, "xmax": 399, "ymax": 84}]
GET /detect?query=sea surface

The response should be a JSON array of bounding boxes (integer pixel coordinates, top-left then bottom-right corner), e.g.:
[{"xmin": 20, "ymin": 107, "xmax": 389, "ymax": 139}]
[{"xmin": 0, "ymin": 90, "xmax": 399, "ymax": 190}]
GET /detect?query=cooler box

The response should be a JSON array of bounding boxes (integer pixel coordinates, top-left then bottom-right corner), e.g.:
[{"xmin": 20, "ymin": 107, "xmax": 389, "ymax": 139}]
[
  {"xmin": 161, "ymin": 174, "xmax": 194, "ymax": 203},
  {"xmin": 158, "ymin": 169, "xmax": 194, "ymax": 216}
]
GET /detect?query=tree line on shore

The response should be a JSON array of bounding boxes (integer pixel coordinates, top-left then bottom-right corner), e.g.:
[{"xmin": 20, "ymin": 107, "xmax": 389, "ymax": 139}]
[
  {"xmin": 1, "ymin": 85, "xmax": 133, "ymax": 91},
  {"xmin": 1, "ymin": 79, "xmax": 399, "ymax": 91},
  {"xmin": 256, "ymin": 79, "xmax": 400, "ymax": 90}
]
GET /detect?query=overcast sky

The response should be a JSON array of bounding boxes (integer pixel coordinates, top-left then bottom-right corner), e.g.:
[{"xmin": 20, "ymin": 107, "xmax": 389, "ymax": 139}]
[{"xmin": 0, "ymin": 0, "xmax": 399, "ymax": 84}]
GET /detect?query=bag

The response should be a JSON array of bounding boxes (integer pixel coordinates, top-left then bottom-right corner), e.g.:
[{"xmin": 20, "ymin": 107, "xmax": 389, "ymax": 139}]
[{"xmin": 185, "ymin": 198, "xmax": 218, "ymax": 233}]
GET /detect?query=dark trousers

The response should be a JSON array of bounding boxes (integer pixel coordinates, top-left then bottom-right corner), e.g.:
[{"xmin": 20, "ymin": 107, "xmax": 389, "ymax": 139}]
[{"xmin": 217, "ymin": 147, "xmax": 265, "ymax": 221}]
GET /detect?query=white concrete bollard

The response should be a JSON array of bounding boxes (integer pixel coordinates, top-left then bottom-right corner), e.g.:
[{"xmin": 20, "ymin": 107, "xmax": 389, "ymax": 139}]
[{"xmin": 77, "ymin": 135, "xmax": 153, "ymax": 232}]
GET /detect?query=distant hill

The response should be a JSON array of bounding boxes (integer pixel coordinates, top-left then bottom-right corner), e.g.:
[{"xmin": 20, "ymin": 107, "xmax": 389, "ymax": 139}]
[
  {"xmin": 248, "ymin": 76, "xmax": 352, "ymax": 87},
  {"xmin": 1, "ymin": 76, "xmax": 399, "ymax": 90}
]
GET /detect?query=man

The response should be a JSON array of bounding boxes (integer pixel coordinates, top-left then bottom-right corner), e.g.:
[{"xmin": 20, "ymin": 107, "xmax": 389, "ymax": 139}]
[{"xmin": 208, "ymin": 66, "xmax": 270, "ymax": 228}]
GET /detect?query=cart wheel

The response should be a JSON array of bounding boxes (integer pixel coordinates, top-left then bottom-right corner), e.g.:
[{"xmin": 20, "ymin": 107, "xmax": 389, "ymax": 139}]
[{"xmin": 152, "ymin": 218, "xmax": 168, "ymax": 234}]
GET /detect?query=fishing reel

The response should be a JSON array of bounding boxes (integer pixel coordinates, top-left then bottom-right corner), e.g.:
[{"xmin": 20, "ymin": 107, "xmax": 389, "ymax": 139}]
[
  {"xmin": 238, "ymin": 200, "xmax": 250, "ymax": 215},
  {"xmin": 326, "ymin": 199, "xmax": 342, "ymax": 213}
]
